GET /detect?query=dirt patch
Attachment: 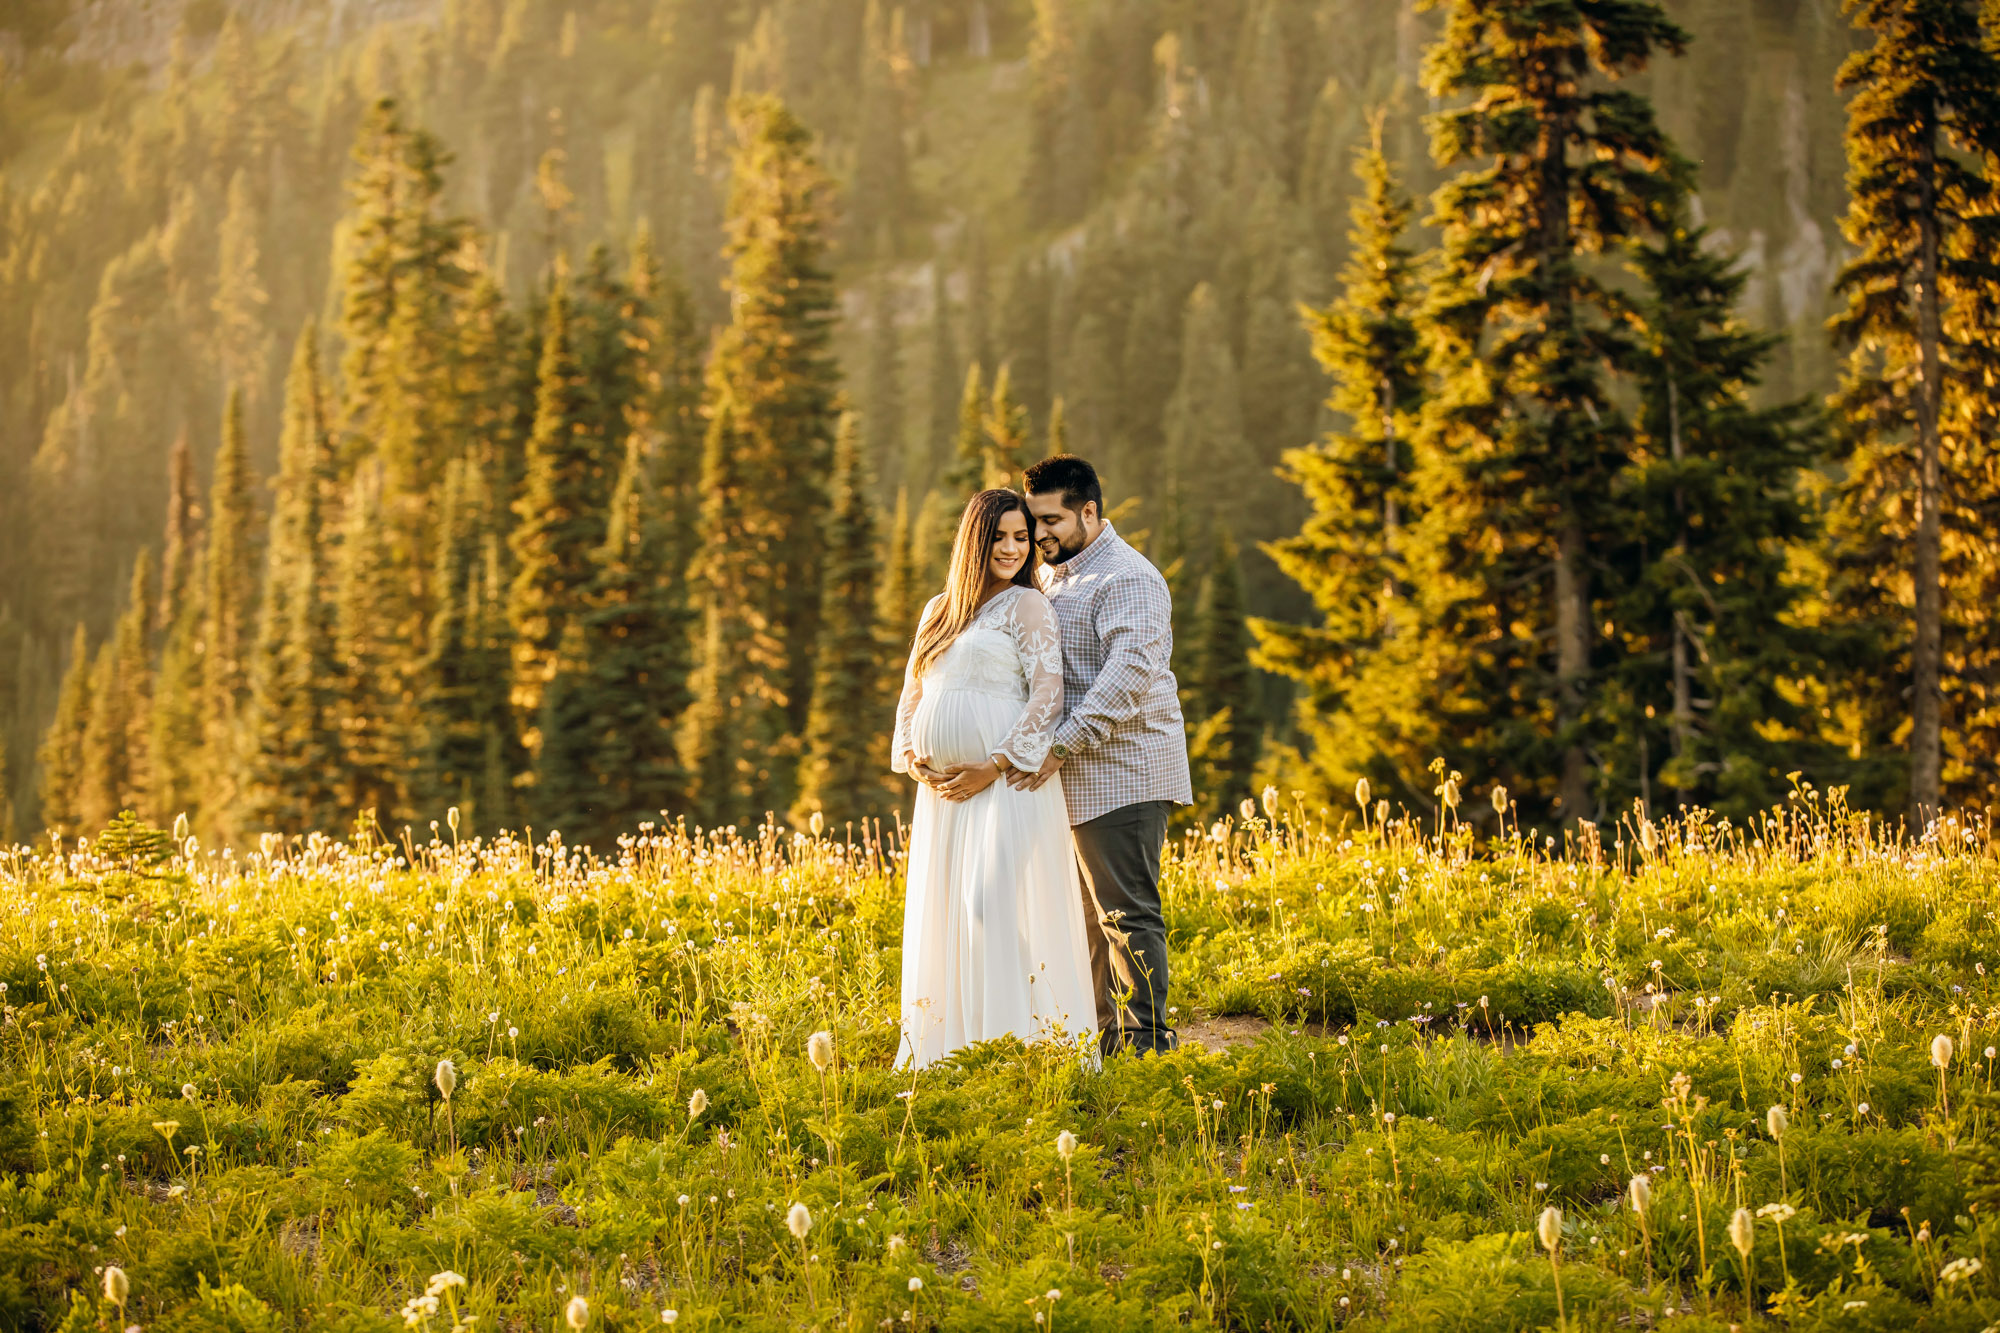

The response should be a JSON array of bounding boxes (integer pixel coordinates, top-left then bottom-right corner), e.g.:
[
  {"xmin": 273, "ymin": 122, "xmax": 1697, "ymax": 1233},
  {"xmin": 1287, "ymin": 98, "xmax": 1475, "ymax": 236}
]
[{"xmin": 1177, "ymin": 1015, "xmax": 1276, "ymax": 1052}]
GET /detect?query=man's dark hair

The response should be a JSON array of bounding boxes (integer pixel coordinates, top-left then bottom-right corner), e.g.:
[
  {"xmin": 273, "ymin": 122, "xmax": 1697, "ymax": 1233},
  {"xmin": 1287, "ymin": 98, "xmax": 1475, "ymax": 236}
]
[{"xmin": 1023, "ymin": 455, "xmax": 1103, "ymax": 518}]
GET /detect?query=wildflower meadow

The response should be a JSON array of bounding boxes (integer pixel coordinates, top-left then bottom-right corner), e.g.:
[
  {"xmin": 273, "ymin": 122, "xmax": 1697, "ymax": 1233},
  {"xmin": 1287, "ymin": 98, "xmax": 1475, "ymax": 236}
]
[{"xmin": 4, "ymin": 786, "xmax": 2000, "ymax": 1332}]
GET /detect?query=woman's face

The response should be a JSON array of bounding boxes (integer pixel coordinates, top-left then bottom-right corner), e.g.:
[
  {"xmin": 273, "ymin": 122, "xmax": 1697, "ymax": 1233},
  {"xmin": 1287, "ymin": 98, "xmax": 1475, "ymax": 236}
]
[{"xmin": 987, "ymin": 508, "xmax": 1032, "ymax": 584}]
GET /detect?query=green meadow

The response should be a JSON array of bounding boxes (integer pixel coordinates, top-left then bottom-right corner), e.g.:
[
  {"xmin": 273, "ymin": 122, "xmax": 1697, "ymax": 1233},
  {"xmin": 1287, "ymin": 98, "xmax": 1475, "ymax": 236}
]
[{"xmin": 4, "ymin": 790, "xmax": 2000, "ymax": 1331}]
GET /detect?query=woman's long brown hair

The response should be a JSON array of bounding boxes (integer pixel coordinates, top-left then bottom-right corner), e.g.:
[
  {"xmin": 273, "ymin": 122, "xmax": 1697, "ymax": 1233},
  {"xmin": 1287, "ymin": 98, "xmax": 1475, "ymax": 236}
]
[{"xmin": 908, "ymin": 488, "xmax": 1039, "ymax": 681}]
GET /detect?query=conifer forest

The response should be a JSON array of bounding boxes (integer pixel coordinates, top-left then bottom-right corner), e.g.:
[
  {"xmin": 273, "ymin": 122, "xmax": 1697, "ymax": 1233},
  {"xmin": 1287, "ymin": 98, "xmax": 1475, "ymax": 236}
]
[{"xmin": 6, "ymin": 0, "xmax": 1997, "ymax": 848}]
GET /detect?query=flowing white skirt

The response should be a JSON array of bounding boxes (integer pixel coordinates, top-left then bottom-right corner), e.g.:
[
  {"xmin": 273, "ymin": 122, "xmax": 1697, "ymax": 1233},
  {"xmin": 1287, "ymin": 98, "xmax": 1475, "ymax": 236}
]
[{"xmin": 896, "ymin": 683, "xmax": 1099, "ymax": 1070}]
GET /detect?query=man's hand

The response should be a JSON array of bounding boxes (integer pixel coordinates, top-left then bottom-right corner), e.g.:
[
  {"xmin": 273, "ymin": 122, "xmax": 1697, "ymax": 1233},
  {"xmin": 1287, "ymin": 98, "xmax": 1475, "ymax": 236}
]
[
  {"xmin": 934, "ymin": 760, "xmax": 1001, "ymax": 803},
  {"xmin": 1014, "ymin": 749, "xmax": 1064, "ymax": 792}
]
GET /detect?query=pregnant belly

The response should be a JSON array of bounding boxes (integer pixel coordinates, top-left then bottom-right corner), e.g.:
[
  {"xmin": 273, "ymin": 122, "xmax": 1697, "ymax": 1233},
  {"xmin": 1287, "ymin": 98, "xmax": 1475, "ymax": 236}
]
[{"xmin": 911, "ymin": 688, "xmax": 1020, "ymax": 768}]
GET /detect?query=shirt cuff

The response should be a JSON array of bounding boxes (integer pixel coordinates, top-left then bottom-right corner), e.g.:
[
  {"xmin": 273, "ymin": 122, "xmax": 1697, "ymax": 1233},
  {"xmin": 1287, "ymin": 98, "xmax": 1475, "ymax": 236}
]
[{"xmin": 1053, "ymin": 720, "xmax": 1091, "ymax": 757}]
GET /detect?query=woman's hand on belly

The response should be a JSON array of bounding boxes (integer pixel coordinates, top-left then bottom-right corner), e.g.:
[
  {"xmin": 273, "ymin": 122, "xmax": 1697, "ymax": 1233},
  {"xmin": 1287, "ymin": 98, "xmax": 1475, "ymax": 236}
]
[
  {"xmin": 933, "ymin": 759, "xmax": 1002, "ymax": 802},
  {"xmin": 911, "ymin": 758, "xmax": 956, "ymax": 796}
]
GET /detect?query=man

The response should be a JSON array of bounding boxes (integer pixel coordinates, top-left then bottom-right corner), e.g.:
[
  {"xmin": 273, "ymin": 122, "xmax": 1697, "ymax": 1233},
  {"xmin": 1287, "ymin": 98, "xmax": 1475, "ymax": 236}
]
[{"xmin": 1012, "ymin": 455, "xmax": 1192, "ymax": 1057}]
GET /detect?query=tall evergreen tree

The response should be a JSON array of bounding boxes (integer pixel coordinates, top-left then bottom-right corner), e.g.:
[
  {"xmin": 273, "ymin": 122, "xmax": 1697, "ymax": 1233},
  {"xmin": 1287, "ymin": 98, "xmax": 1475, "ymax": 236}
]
[
  {"xmin": 111, "ymin": 553, "xmax": 157, "ymax": 806},
  {"xmin": 797, "ymin": 415, "xmax": 889, "ymax": 831},
  {"xmin": 681, "ymin": 96, "xmax": 841, "ymax": 827},
  {"xmin": 942, "ymin": 360, "xmax": 1032, "ymax": 496},
  {"xmin": 78, "ymin": 552, "xmax": 154, "ymax": 828},
  {"xmin": 339, "ymin": 98, "xmax": 470, "ymax": 508},
  {"xmin": 76, "ymin": 642, "xmax": 123, "ymax": 831},
  {"xmin": 1405, "ymin": 0, "xmax": 1690, "ymax": 825},
  {"xmin": 573, "ymin": 244, "xmax": 646, "ymax": 457},
  {"xmin": 337, "ymin": 96, "xmax": 472, "ymax": 758},
  {"xmin": 158, "ymin": 430, "xmax": 200, "ymax": 634},
  {"xmin": 681, "ymin": 401, "xmax": 784, "ymax": 828},
  {"xmin": 630, "ymin": 230, "xmax": 708, "ymax": 565},
  {"xmin": 472, "ymin": 533, "xmax": 518, "ymax": 835},
  {"xmin": 945, "ymin": 362, "xmax": 989, "ymax": 497},
  {"xmin": 37, "ymin": 625, "xmax": 93, "ymax": 838},
  {"xmin": 1254, "ymin": 130, "xmax": 1431, "ymax": 810},
  {"xmin": 149, "ymin": 623, "xmax": 206, "ymax": 829},
  {"xmin": 152, "ymin": 442, "xmax": 206, "ymax": 829},
  {"xmin": 573, "ymin": 436, "xmax": 692, "ymax": 844},
  {"xmin": 332, "ymin": 465, "xmax": 404, "ymax": 825},
  {"xmin": 247, "ymin": 323, "xmax": 345, "ymax": 833},
  {"xmin": 419, "ymin": 457, "xmax": 516, "ymax": 828},
  {"xmin": 450, "ymin": 270, "xmax": 534, "ymax": 519},
  {"xmin": 1605, "ymin": 219, "xmax": 1824, "ymax": 818},
  {"xmin": 509, "ymin": 282, "xmax": 615, "ymax": 783},
  {"xmin": 1826, "ymin": 0, "xmax": 2000, "ymax": 815},
  {"xmin": 201, "ymin": 386, "xmax": 260, "ymax": 834}
]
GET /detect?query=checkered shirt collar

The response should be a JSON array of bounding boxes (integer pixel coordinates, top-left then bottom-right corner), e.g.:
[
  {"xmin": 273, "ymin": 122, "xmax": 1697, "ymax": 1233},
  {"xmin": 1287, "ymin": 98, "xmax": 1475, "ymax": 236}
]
[{"xmin": 1045, "ymin": 522, "xmax": 1119, "ymax": 583}]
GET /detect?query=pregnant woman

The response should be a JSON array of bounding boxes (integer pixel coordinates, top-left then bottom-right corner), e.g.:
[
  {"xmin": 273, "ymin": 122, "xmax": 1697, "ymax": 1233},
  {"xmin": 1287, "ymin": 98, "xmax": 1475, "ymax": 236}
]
[{"xmin": 890, "ymin": 488, "xmax": 1098, "ymax": 1069}]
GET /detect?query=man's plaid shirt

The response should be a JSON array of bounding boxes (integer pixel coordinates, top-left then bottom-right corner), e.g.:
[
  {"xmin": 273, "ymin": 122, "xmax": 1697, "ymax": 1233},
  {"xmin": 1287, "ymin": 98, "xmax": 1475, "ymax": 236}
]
[{"xmin": 1039, "ymin": 523, "xmax": 1194, "ymax": 826}]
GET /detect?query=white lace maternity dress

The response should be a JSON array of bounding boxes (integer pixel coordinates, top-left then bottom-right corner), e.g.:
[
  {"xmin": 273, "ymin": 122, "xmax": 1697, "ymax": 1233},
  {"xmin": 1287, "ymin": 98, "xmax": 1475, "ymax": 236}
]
[{"xmin": 890, "ymin": 585, "xmax": 1098, "ymax": 1070}]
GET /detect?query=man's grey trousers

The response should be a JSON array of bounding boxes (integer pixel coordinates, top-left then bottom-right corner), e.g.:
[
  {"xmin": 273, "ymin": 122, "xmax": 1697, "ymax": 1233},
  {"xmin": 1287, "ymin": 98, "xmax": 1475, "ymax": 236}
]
[{"xmin": 1072, "ymin": 799, "xmax": 1176, "ymax": 1056}]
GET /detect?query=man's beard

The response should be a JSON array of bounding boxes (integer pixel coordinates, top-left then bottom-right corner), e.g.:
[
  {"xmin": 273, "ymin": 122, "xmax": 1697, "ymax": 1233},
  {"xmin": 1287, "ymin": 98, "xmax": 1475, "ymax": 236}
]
[{"xmin": 1041, "ymin": 533, "xmax": 1085, "ymax": 565}]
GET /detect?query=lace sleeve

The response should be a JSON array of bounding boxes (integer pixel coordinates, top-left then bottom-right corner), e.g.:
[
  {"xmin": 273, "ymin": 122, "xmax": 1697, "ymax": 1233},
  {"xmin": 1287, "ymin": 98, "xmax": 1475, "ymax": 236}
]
[
  {"xmin": 891, "ymin": 595, "xmax": 942, "ymax": 775},
  {"xmin": 994, "ymin": 589, "xmax": 1065, "ymax": 771}
]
